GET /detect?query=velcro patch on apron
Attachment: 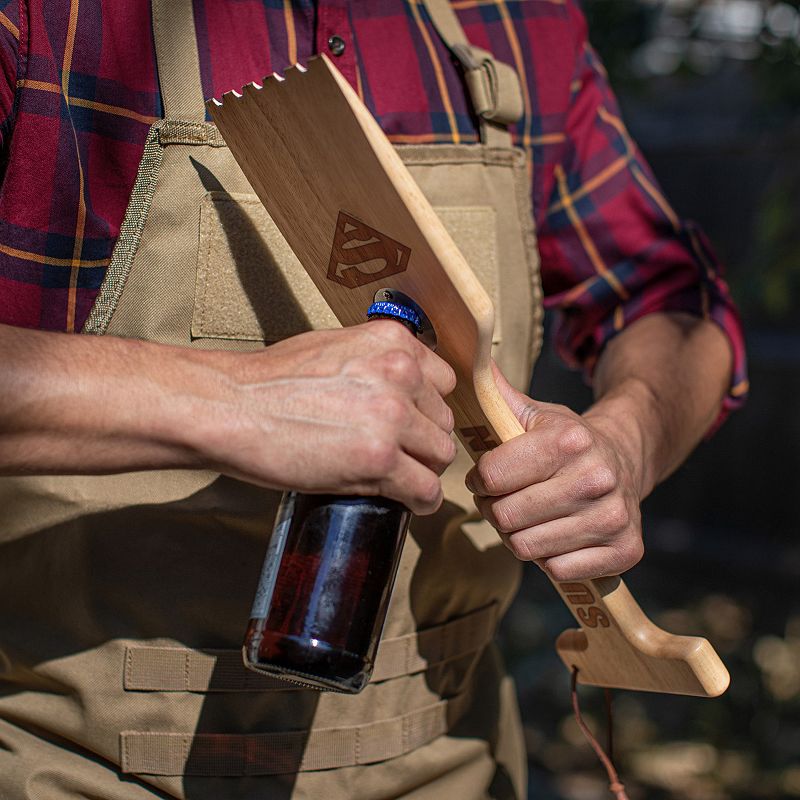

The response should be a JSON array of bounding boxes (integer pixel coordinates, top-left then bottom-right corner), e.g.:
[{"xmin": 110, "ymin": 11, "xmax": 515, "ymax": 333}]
[
  {"xmin": 192, "ymin": 191, "xmax": 338, "ymax": 342},
  {"xmin": 124, "ymin": 602, "xmax": 497, "ymax": 692},
  {"xmin": 120, "ymin": 690, "xmax": 472, "ymax": 775}
]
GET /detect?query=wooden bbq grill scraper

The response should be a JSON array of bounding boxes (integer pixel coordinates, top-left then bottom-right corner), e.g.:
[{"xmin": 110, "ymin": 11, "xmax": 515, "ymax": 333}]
[{"xmin": 208, "ymin": 55, "xmax": 729, "ymax": 698}]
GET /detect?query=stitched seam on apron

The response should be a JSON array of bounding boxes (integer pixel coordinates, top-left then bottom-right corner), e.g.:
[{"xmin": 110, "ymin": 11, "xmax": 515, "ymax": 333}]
[
  {"xmin": 397, "ymin": 143, "xmax": 517, "ymax": 168},
  {"xmin": 124, "ymin": 646, "xmax": 134, "ymax": 690},
  {"xmin": 198, "ymin": 198, "xmax": 215, "ymax": 335},
  {"xmin": 82, "ymin": 123, "xmax": 165, "ymax": 335},
  {"xmin": 509, "ymin": 148, "xmax": 544, "ymax": 365},
  {"xmin": 183, "ymin": 651, "xmax": 191, "ymax": 691},
  {"xmin": 159, "ymin": 120, "xmax": 227, "ymax": 147}
]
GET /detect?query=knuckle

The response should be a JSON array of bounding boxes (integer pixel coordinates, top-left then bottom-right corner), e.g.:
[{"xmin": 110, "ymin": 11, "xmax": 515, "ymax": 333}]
[
  {"xmin": 372, "ymin": 393, "xmax": 410, "ymax": 428},
  {"xmin": 609, "ymin": 538, "xmax": 644, "ymax": 574},
  {"xmin": 476, "ymin": 456, "xmax": 505, "ymax": 495},
  {"xmin": 414, "ymin": 474, "xmax": 442, "ymax": 511},
  {"xmin": 439, "ymin": 435, "xmax": 458, "ymax": 467},
  {"xmin": 491, "ymin": 500, "xmax": 519, "ymax": 535},
  {"xmin": 599, "ymin": 497, "xmax": 630, "ymax": 532},
  {"xmin": 448, "ymin": 434, "xmax": 458, "ymax": 460},
  {"xmin": 556, "ymin": 422, "xmax": 593, "ymax": 456},
  {"xmin": 358, "ymin": 437, "xmax": 398, "ymax": 478},
  {"xmin": 507, "ymin": 532, "xmax": 535, "ymax": 562},
  {"xmin": 441, "ymin": 363, "xmax": 457, "ymax": 395},
  {"xmin": 370, "ymin": 318, "xmax": 408, "ymax": 345},
  {"xmin": 625, "ymin": 537, "xmax": 645, "ymax": 567},
  {"xmin": 576, "ymin": 464, "xmax": 617, "ymax": 500},
  {"xmin": 545, "ymin": 560, "xmax": 576, "ymax": 582},
  {"xmin": 383, "ymin": 350, "xmax": 421, "ymax": 388}
]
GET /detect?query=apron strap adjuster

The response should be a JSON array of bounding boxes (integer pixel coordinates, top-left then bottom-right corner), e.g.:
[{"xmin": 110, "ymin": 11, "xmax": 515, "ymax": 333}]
[{"xmin": 452, "ymin": 43, "xmax": 524, "ymax": 127}]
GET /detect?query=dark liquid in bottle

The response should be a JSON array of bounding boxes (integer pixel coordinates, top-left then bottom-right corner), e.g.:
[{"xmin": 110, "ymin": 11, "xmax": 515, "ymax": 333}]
[{"xmin": 244, "ymin": 493, "xmax": 411, "ymax": 693}]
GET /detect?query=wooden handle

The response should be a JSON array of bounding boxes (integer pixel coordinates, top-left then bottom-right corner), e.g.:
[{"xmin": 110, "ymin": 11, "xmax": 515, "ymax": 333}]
[
  {"xmin": 470, "ymin": 368, "xmax": 729, "ymax": 697},
  {"xmin": 208, "ymin": 55, "xmax": 729, "ymax": 697},
  {"xmin": 554, "ymin": 578, "xmax": 729, "ymax": 696}
]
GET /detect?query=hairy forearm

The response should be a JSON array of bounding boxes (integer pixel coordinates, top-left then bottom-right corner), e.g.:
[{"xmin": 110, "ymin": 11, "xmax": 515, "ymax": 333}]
[
  {"xmin": 0, "ymin": 324, "xmax": 231, "ymax": 475},
  {"xmin": 584, "ymin": 311, "xmax": 733, "ymax": 499}
]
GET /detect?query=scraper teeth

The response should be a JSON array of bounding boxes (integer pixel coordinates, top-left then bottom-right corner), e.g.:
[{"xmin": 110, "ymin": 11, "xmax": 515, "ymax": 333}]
[
  {"xmin": 209, "ymin": 59, "xmax": 313, "ymax": 106},
  {"xmin": 216, "ymin": 88, "xmax": 241, "ymax": 106},
  {"xmin": 241, "ymin": 81, "xmax": 264, "ymax": 99},
  {"xmin": 282, "ymin": 62, "xmax": 308, "ymax": 80}
]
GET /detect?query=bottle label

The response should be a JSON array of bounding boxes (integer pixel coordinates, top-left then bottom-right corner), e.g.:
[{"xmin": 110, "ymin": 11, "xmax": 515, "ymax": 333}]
[{"xmin": 250, "ymin": 492, "xmax": 296, "ymax": 619}]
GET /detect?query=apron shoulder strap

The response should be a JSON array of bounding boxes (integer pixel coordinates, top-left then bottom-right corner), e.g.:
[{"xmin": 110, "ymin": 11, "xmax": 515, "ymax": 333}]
[
  {"xmin": 421, "ymin": 0, "xmax": 523, "ymax": 145},
  {"xmin": 151, "ymin": 0, "xmax": 206, "ymax": 122}
]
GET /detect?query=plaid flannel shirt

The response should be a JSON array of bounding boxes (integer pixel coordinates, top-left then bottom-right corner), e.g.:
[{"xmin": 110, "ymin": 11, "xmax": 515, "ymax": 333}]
[{"xmin": 0, "ymin": 0, "xmax": 747, "ymax": 412}]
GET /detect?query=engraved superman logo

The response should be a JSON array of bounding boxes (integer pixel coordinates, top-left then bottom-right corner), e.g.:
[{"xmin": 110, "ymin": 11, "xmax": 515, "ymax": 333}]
[{"xmin": 327, "ymin": 212, "xmax": 411, "ymax": 288}]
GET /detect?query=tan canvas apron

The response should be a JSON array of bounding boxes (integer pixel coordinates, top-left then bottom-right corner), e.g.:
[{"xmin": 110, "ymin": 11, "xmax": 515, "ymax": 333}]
[{"xmin": 0, "ymin": 2, "xmax": 543, "ymax": 798}]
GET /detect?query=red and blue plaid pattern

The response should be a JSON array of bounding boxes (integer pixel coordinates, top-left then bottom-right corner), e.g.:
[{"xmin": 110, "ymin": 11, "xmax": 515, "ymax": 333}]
[{"xmin": 0, "ymin": 0, "xmax": 747, "ymax": 409}]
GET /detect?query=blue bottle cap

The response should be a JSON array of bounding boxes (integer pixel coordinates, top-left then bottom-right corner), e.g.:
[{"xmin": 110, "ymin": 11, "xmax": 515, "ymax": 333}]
[{"xmin": 366, "ymin": 301, "xmax": 422, "ymax": 334}]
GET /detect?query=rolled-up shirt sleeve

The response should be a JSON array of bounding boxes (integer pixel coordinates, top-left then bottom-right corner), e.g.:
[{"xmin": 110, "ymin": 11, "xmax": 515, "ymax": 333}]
[{"xmin": 536, "ymin": 19, "xmax": 748, "ymax": 418}]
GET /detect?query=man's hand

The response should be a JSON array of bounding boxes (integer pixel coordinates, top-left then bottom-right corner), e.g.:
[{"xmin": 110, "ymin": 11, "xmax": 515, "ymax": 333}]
[
  {"xmin": 0, "ymin": 321, "xmax": 457, "ymax": 515},
  {"xmin": 202, "ymin": 321, "xmax": 457, "ymax": 514},
  {"xmin": 466, "ymin": 312, "xmax": 733, "ymax": 581},
  {"xmin": 466, "ymin": 365, "xmax": 643, "ymax": 581}
]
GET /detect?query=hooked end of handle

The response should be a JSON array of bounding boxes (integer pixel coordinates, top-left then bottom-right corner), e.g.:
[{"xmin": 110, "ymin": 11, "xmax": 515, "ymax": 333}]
[{"xmin": 555, "ymin": 626, "xmax": 730, "ymax": 697}]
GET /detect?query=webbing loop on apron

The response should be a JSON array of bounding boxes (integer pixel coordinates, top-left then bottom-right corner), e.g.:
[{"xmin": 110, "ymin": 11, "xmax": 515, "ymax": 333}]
[
  {"xmin": 120, "ymin": 691, "xmax": 472, "ymax": 776},
  {"xmin": 157, "ymin": 121, "xmax": 227, "ymax": 147},
  {"xmin": 152, "ymin": 0, "xmax": 206, "ymax": 122},
  {"xmin": 124, "ymin": 602, "xmax": 498, "ymax": 692},
  {"xmin": 421, "ymin": 0, "xmax": 523, "ymax": 145}
]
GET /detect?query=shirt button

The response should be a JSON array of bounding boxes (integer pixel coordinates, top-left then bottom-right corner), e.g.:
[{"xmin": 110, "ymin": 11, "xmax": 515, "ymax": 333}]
[{"xmin": 328, "ymin": 35, "xmax": 346, "ymax": 56}]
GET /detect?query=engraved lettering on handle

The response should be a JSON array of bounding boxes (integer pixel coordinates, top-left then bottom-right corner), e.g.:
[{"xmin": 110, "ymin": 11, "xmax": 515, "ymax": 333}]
[{"xmin": 560, "ymin": 582, "xmax": 611, "ymax": 629}]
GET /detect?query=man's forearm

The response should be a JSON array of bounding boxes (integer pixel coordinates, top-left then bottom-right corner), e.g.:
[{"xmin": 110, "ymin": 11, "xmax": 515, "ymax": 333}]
[
  {"xmin": 0, "ymin": 324, "xmax": 226, "ymax": 475},
  {"xmin": 585, "ymin": 311, "xmax": 733, "ymax": 499},
  {"xmin": 0, "ymin": 322, "xmax": 456, "ymax": 514}
]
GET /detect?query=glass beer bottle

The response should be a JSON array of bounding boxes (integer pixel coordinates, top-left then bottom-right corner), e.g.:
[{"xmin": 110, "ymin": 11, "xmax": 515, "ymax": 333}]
[{"xmin": 243, "ymin": 300, "xmax": 425, "ymax": 693}]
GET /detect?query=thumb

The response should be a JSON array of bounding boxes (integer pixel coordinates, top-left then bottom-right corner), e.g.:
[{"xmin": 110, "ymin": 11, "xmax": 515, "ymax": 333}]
[{"xmin": 490, "ymin": 360, "xmax": 541, "ymax": 430}]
